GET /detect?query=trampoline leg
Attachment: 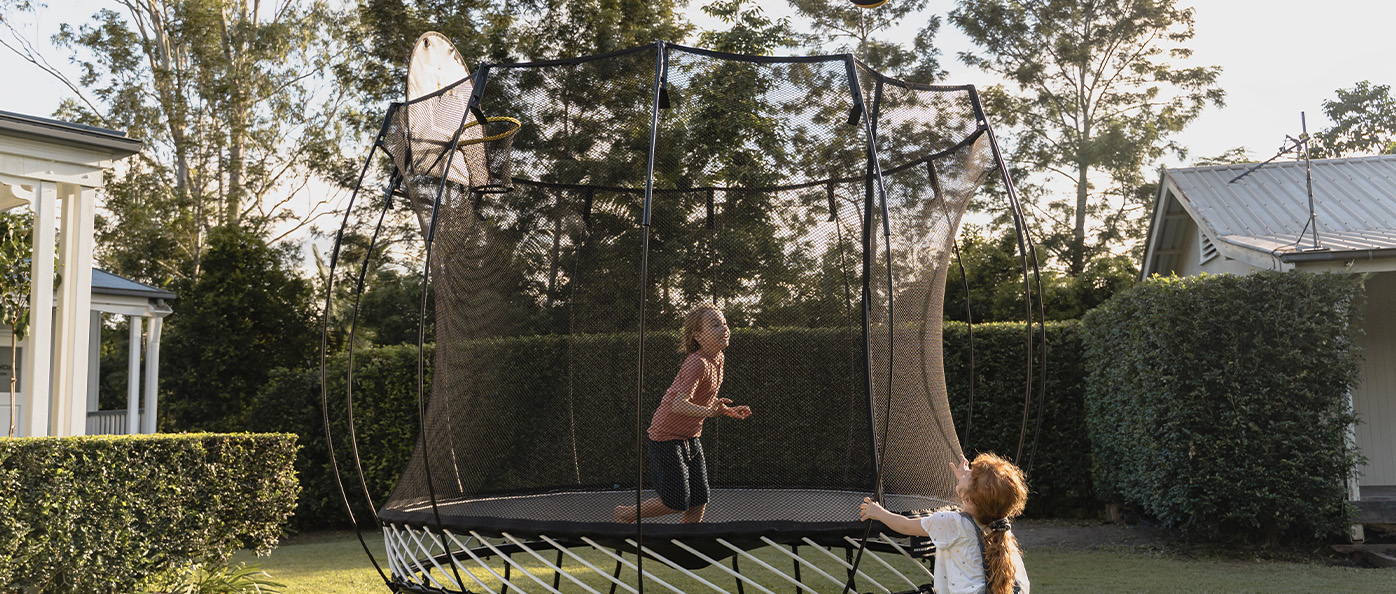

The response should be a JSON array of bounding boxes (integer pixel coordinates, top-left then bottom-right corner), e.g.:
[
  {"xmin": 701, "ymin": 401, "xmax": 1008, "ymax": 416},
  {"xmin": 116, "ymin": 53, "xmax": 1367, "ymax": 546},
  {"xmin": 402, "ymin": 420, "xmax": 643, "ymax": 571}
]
[
  {"xmin": 732, "ymin": 554, "xmax": 745, "ymax": 594},
  {"xmin": 502, "ymin": 555, "xmax": 511, "ymax": 594},
  {"xmin": 792, "ymin": 544, "xmax": 802, "ymax": 594},
  {"xmin": 609, "ymin": 554, "xmax": 624, "ymax": 594},
  {"xmin": 554, "ymin": 548, "xmax": 565, "ymax": 590},
  {"xmin": 845, "ymin": 547, "xmax": 857, "ymax": 592}
]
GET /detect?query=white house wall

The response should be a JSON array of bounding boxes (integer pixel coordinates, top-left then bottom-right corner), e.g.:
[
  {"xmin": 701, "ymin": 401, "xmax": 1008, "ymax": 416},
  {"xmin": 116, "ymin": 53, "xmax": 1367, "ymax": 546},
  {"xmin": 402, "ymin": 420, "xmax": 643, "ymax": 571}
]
[{"xmin": 1354, "ymin": 271, "xmax": 1396, "ymax": 486}]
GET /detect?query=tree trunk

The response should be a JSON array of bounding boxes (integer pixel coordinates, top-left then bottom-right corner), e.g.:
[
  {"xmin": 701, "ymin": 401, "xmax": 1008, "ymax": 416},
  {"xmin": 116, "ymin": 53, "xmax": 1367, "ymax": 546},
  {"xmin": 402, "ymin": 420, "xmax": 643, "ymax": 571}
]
[
  {"xmin": 8, "ymin": 333, "xmax": 16, "ymax": 437},
  {"xmin": 1072, "ymin": 159, "xmax": 1089, "ymax": 275}
]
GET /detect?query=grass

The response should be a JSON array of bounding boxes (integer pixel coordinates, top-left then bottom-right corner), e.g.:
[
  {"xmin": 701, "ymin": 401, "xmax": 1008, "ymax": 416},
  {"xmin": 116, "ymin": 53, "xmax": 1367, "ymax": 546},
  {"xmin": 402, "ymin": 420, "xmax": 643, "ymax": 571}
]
[{"xmin": 239, "ymin": 531, "xmax": 1396, "ymax": 594}]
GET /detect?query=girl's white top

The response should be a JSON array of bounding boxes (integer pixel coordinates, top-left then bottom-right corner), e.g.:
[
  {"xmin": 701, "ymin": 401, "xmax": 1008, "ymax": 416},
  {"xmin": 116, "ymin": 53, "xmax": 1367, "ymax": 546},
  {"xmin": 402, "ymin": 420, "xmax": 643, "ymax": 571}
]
[{"xmin": 920, "ymin": 511, "xmax": 1030, "ymax": 594}]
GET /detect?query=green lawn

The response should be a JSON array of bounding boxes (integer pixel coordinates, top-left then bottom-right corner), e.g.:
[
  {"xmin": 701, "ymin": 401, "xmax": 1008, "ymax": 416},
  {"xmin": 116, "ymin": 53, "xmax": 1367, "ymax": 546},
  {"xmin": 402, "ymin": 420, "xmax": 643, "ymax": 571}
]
[{"xmin": 239, "ymin": 531, "xmax": 1396, "ymax": 594}]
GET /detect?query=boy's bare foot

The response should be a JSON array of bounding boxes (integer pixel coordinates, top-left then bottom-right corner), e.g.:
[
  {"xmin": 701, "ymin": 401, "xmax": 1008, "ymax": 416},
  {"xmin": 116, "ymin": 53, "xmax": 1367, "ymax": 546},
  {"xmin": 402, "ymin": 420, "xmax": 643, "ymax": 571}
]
[{"xmin": 614, "ymin": 505, "xmax": 636, "ymax": 523}]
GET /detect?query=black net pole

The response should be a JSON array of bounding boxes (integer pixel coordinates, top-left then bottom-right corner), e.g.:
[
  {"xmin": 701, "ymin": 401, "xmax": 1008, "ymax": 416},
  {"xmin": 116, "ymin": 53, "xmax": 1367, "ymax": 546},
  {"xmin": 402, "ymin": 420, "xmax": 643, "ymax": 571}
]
[
  {"xmin": 633, "ymin": 41, "xmax": 667, "ymax": 594},
  {"xmin": 411, "ymin": 65, "xmax": 495, "ymax": 592},
  {"xmin": 320, "ymin": 109, "xmax": 394, "ymax": 588},
  {"xmin": 968, "ymin": 87, "xmax": 1043, "ymax": 467},
  {"xmin": 844, "ymin": 55, "xmax": 879, "ymax": 594}
]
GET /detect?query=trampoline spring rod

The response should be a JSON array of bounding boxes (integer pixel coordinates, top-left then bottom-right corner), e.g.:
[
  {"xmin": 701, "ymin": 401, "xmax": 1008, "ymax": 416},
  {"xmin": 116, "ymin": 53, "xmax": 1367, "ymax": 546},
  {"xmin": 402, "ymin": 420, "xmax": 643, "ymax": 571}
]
[
  {"xmin": 393, "ymin": 525, "xmax": 454, "ymax": 591},
  {"xmin": 839, "ymin": 537, "xmax": 918, "ymax": 589},
  {"xmin": 667, "ymin": 539, "xmax": 776, "ymax": 594},
  {"xmin": 870, "ymin": 535, "xmax": 934, "ymax": 579},
  {"xmin": 500, "ymin": 532, "xmax": 604, "ymax": 594},
  {"xmin": 713, "ymin": 539, "xmax": 821, "ymax": 594},
  {"xmin": 470, "ymin": 531, "xmax": 567, "ymax": 594},
  {"xmin": 578, "ymin": 537, "xmax": 686, "ymax": 594},
  {"xmin": 627, "ymin": 539, "xmax": 731, "ymax": 594},
  {"xmin": 443, "ymin": 530, "xmax": 522, "ymax": 594},
  {"xmin": 798, "ymin": 538, "xmax": 891, "ymax": 594},
  {"xmin": 758, "ymin": 537, "xmax": 846, "ymax": 590},
  {"xmin": 536, "ymin": 534, "xmax": 638, "ymax": 594}
]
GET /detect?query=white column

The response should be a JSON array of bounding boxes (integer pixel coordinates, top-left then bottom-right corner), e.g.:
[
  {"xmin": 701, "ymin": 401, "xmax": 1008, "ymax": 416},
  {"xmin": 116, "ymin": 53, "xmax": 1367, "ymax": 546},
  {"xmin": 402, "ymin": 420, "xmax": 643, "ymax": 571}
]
[
  {"xmin": 87, "ymin": 310, "xmax": 100, "ymax": 413},
  {"xmin": 127, "ymin": 315, "xmax": 142, "ymax": 435},
  {"xmin": 53, "ymin": 184, "xmax": 95, "ymax": 437},
  {"xmin": 23, "ymin": 180, "xmax": 56, "ymax": 438},
  {"xmin": 141, "ymin": 315, "xmax": 162, "ymax": 434}
]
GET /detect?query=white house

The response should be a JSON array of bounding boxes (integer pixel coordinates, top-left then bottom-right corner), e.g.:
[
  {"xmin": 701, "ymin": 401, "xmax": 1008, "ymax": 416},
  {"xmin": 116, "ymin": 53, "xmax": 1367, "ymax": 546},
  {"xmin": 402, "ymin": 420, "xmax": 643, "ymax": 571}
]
[
  {"xmin": 0, "ymin": 110, "xmax": 172, "ymax": 438},
  {"xmin": 1141, "ymin": 154, "xmax": 1396, "ymax": 525}
]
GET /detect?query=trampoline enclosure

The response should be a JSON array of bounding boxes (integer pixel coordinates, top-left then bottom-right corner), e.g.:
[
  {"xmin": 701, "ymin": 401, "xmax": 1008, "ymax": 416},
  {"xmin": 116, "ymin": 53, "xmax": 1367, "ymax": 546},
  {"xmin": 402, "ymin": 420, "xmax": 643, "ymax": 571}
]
[{"xmin": 333, "ymin": 41, "xmax": 1005, "ymax": 586}]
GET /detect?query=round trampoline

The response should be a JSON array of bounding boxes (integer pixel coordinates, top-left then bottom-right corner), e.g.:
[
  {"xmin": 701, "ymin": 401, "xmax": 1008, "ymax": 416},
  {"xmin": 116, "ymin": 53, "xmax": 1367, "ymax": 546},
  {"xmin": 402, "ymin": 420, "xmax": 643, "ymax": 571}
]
[{"xmin": 325, "ymin": 36, "xmax": 1036, "ymax": 594}]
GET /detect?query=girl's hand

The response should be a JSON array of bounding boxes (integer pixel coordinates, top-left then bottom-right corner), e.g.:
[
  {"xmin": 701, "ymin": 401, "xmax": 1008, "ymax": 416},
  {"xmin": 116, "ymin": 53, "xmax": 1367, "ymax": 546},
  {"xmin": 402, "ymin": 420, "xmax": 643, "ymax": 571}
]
[
  {"xmin": 949, "ymin": 455, "xmax": 971, "ymax": 482},
  {"xmin": 723, "ymin": 404, "xmax": 751, "ymax": 419},
  {"xmin": 858, "ymin": 497, "xmax": 886, "ymax": 522}
]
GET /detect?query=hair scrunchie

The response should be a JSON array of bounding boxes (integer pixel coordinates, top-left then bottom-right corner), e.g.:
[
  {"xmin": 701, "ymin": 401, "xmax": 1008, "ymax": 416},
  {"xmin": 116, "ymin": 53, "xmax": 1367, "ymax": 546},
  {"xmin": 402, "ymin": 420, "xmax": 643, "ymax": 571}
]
[{"xmin": 989, "ymin": 518, "xmax": 1012, "ymax": 532}]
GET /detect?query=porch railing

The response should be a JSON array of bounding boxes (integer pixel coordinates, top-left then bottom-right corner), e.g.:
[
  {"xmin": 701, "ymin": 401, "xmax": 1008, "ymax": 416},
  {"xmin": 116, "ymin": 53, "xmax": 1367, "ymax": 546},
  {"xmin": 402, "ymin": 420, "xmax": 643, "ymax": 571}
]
[{"xmin": 85, "ymin": 409, "xmax": 146, "ymax": 435}]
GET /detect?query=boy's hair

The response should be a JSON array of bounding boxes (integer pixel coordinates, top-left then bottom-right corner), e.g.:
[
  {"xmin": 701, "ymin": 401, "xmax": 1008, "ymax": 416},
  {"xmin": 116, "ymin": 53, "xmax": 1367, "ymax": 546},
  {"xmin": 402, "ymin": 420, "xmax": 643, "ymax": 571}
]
[
  {"xmin": 962, "ymin": 452, "xmax": 1028, "ymax": 594},
  {"xmin": 679, "ymin": 304, "xmax": 721, "ymax": 353}
]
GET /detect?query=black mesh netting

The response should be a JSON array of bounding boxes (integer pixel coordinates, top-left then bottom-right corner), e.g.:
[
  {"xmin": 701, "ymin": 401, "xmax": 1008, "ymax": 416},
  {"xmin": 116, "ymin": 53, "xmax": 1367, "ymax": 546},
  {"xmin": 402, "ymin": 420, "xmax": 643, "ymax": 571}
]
[{"xmin": 351, "ymin": 44, "xmax": 998, "ymax": 542}]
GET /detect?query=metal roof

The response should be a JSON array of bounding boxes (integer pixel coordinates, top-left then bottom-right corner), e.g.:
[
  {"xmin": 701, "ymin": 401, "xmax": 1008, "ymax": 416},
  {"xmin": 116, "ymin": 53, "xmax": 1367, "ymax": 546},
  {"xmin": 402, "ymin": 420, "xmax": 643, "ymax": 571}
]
[
  {"xmin": 92, "ymin": 269, "xmax": 176, "ymax": 301},
  {"xmin": 1164, "ymin": 154, "xmax": 1396, "ymax": 261},
  {"xmin": 0, "ymin": 110, "xmax": 142, "ymax": 158}
]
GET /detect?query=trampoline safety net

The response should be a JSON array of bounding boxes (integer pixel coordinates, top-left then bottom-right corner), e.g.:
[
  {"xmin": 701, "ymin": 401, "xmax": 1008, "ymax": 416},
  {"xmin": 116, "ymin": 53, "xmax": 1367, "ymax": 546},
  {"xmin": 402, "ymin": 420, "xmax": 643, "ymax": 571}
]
[{"xmin": 342, "ymin": 43, "xmax": 999, "ymax": 546}]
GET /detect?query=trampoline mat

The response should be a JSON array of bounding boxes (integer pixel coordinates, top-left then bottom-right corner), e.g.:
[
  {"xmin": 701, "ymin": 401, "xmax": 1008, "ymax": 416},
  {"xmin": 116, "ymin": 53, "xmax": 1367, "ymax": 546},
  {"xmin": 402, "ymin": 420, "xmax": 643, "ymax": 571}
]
[{"xmin": 379, "ymin": 488, "xmax": 954, "ymax": 541}]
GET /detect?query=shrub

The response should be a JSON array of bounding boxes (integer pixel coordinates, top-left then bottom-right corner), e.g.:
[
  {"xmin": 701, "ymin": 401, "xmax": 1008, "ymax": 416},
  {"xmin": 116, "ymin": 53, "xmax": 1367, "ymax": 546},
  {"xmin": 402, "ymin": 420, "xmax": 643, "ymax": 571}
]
[
  {"xmin": 0, "ymin": 433, "xmax": 298, "ymax": 593},
  {"xmin": 266, "ymin": 322, "xmax": 1092, "ymax": 528},
  {"xmin": 1081, "ymin": 272, "xmax": 1363, "ymax": 544}
]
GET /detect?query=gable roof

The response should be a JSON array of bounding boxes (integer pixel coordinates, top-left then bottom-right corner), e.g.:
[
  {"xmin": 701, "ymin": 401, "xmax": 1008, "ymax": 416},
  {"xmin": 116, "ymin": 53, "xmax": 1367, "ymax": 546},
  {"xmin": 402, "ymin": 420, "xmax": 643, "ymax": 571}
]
[
  {"xmin": 1160, "ymin": 154, "xmax": 1396, "ymax": 263},
  {"xmin": 92, "ymin": 269, "xmax": 176, "ymax": 301},
  {"xmin": 0, "ymin": 110, "xmax": 142, "ymax": 158}
]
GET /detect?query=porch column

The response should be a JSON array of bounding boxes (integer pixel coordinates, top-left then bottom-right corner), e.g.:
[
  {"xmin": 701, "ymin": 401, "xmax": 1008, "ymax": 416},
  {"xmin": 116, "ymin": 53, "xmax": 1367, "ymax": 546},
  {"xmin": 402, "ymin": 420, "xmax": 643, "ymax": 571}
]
[
  {"xmin": 23, "ymin": 180, "xmax": 56, "ymax": 437},
  {"xmin": 140, "ymin": 315, "xmax": 163, "ymax": 434},
  {"xmin": 127, "ymin": 315, "xmax": 143, "ymax": 435},
  {"xmin": 87, "ymin": 310, "xmax": 100, "ymax": 413},
  {"xmin": 53, "ymin": 184, "xmax": 95, "ymax": 437}
]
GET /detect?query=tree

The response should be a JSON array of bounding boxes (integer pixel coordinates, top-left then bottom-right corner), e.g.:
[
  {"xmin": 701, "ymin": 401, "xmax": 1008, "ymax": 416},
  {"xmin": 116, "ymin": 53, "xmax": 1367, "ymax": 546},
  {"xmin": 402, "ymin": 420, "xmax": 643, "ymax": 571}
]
[
  {"xmin": 2, "ymin": 0, "xmax": 360, "ymax": 287},
  {"xmin": 1311, "ymin": 81, "xmax": 1396, "ymax": 158},
  {"xmin": 0, "ymin": 212, "xmax": 34, "ymax": 436},
  {"xmin": 788, "ymin": 0, "xmax": 945, "ymax": 83},
  {"xmin": 943, "ymin": 225, "xmax": 1135, "ymax": 323},
  {"xmin": 160, "ymin": 226, "xmax": 317, "ymax": 431},
  {"xmin": 950, "ymin": 0, "xmax": 1224, "ymax": 273}
]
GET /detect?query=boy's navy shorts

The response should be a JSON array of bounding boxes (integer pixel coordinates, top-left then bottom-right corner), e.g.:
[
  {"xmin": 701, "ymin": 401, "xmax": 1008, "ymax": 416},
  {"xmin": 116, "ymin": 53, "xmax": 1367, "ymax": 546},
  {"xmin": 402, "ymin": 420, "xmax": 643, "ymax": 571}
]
[{"xmin": 648, "ymin": 437, "xmax": 709, "ymax": 511}]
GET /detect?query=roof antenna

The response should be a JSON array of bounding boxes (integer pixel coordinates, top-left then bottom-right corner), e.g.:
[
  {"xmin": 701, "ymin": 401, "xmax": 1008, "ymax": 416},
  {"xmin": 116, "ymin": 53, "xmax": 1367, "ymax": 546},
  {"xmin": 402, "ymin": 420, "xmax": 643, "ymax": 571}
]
[{"xmin": 1227, "ymin": 112, "xmax": 1323, "ymax": 252}]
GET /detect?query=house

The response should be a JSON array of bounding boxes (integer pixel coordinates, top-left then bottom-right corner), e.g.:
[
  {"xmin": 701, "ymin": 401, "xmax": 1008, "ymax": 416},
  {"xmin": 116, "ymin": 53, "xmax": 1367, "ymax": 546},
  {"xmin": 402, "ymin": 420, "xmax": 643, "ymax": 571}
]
[
  {"xmin": 1141, "ymin": 154, "xmax": 1396, "ymax": 527},
  {"xmin": 0, "ymin": 110, "xmax": 172, "ymax": 437}
]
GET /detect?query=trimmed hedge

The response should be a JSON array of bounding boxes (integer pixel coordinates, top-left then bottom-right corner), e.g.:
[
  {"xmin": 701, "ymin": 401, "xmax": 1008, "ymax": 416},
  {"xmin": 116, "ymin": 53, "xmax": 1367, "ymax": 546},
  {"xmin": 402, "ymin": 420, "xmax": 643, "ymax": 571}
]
[
  {"xmin": 0, "ymin": 433, "xmax": 299, "ymax": 593},
  {"xmin": 1082, "ymin": 272, "xmax": 1363, "ymax": 544},
  {"xmin": 261, "ymin": 322, "xmax": 1093, "ymax": 528},
  {"xmin": 944, "ymin": 320, "xmax": 1095, "ymax": 517}
]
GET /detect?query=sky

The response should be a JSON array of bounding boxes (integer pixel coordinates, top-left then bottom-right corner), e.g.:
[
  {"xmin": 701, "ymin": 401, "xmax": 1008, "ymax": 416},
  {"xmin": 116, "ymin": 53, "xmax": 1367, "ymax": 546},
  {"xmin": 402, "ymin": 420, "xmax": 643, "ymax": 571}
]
[{"xmin": 3, "ymin": 0, "xmax": 1394, "ymax": 191}]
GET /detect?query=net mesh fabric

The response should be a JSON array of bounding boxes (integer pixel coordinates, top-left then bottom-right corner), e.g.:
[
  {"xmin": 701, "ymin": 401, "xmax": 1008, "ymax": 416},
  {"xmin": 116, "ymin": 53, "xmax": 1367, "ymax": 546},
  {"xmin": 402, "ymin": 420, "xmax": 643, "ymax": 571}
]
[{"xmin": 361, "ymin": 45, "xmax": 997, "ymax": 541}]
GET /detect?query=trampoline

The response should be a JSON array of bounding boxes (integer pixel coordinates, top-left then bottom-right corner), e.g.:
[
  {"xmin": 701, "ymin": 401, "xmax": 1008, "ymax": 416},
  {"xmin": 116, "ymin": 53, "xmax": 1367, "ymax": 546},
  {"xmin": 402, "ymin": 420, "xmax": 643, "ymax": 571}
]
[{"xmin": 324, "ymin": 35, "xmax": 1038, "ymax": 594}]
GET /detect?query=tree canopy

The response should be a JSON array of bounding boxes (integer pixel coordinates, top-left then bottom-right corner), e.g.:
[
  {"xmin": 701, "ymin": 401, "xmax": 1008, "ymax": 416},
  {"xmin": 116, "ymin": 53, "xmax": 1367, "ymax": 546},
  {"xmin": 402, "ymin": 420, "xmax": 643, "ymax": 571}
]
[
  {"xmin": 950, "ymin": 0, "xmax": 1223, "ymax": 273},
  {"xmin": 1311, "ymin": 81, "xmax": 1396, "ymax": 158}
]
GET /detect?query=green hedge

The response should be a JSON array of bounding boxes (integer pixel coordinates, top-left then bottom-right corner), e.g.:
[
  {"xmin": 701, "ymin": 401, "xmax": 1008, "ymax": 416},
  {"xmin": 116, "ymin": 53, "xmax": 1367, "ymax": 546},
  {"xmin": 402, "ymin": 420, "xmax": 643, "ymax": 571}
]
[
  {"xmin": 944, "ymin": 320, "xmax": 1095, "ymax": 517},
  {"xmin": 0, "ymin": 433, "xmax": 298, "ymax": 593},
  {"xmin": 1082, "ymin": 272, "xmax": 1363, "ymax": 544},
  {"xmin": 262, "ymin": 322, "xmax": 1093, "ymax": 528}
]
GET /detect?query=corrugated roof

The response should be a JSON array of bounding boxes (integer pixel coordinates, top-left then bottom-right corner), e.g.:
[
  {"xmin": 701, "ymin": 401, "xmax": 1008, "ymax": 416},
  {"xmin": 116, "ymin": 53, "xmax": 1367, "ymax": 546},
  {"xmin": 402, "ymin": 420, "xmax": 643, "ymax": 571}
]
[
  {"xmin": 1165, "ymin": 154, "xmax": 1396, "ymax": 258},
  {"xmin": 92, "ymin": 269, "xmax": 176, "ymax": 301},
  {"xmin": 0, "ymin": 110, "xmax": 143, "ymax": 157}
]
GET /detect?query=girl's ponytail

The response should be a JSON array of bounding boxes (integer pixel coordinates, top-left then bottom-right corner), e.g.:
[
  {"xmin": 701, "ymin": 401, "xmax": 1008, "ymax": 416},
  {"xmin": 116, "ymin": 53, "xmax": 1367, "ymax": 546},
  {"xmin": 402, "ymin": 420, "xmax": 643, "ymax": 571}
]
[{"xmin": 962, "ymin": 453, "xmax": 1028, "ymax": 594}]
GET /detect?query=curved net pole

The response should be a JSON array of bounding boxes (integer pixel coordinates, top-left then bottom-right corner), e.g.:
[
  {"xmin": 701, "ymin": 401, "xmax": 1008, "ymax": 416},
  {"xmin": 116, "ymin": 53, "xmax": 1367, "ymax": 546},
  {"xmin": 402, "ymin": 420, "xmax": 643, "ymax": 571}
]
[
  {"xmin": 319, "ymin": 109, "xmax": 396, "ymax": 588},
  {"xmin": 968, "ymin": 88, "xmax": 1049, "ymax": 469},
  {"xmin": 411, "ymin": 64, "xmax": 496, "ymax": 592},
  {"xmin": 634, "ymin": 40, "xmax": 668, "ymax": 594},
  {"xmin": 842, "ymin": 55, "xmax": 897, "ymax": 594}
]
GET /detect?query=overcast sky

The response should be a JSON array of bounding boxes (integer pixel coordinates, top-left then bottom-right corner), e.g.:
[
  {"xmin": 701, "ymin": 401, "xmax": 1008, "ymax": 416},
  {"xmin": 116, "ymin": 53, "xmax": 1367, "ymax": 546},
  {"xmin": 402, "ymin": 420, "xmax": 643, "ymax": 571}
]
[{"xmin": 4, "ymin": 1, "xmax": 1393, "ymax": 172}]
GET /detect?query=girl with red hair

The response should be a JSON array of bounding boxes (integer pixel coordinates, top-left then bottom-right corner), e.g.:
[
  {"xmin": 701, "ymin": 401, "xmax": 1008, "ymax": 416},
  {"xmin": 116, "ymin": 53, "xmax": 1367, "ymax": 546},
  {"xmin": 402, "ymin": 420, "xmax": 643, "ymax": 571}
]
[{"xmin": 859, "ymin": 452, "xmax": 1030, "ymax": 594}]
